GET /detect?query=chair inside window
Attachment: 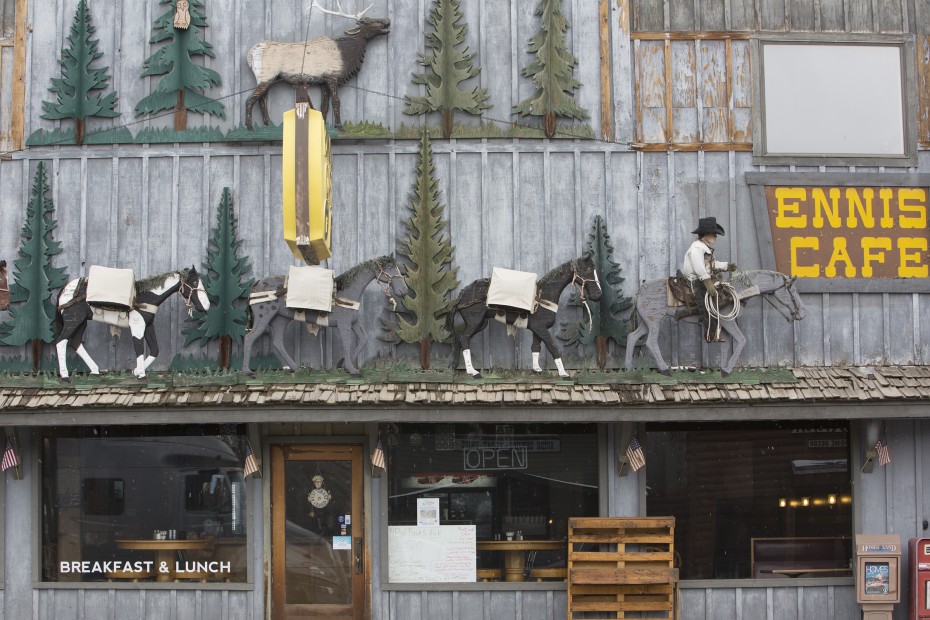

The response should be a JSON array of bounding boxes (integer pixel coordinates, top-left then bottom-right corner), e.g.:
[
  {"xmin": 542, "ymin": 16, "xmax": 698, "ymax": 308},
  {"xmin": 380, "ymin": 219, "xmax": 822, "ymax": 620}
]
[{"xmin": 174, "ymin": 534, "xmax": 226, "ymax": 583}]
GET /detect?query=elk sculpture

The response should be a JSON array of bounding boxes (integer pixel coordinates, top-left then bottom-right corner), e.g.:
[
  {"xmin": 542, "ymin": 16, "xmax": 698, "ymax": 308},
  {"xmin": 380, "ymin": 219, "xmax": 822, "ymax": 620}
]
[{"xmin": 245, "ymin": 2, "xmax": 389, "ymax": 130}]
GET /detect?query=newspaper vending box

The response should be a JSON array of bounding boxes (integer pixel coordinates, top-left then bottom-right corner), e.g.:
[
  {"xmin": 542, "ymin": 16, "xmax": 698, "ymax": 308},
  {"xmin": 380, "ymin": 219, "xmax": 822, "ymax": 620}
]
[
  {"xmin": 910, "ymin": 538, "xmax": 930, "ymax": 620},
  {"xmin": 856, "ymin": 534, "xmax": 901, "ymax": 620}
]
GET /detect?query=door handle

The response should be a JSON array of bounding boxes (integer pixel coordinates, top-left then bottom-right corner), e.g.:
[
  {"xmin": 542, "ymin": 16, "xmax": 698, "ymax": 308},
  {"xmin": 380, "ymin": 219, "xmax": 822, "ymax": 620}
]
[{"xmin": 354, "ymin": 538, "xmax": 363, "ymax": 574}]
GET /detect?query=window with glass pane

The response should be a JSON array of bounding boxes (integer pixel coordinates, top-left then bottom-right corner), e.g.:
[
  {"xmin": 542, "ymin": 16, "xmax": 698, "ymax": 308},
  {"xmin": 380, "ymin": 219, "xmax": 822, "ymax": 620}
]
[
  {"xmin": 387, "ymin": 423, "xmax": 599, "ymax": 582},
  {"xmin": 42, "ymin": 426, "xmax": 249, "ymax": 583},
  {"xmin": 645, "ymin": 421, "xmax": 852, "ymax": 580}
]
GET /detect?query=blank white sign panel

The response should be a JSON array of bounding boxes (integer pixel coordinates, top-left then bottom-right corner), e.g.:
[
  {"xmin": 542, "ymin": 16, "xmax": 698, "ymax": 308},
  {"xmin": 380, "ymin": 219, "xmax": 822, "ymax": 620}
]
[{"xmin": 762, "ymin": 44, "xmax": 904, "ymax": 156}]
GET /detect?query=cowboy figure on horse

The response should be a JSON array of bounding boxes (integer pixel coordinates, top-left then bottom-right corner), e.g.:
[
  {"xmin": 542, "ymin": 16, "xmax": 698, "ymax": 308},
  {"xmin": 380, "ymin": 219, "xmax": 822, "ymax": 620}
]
[{"xmin": 682, "ymin": 216, "xmax": 736, "ymax": 342}]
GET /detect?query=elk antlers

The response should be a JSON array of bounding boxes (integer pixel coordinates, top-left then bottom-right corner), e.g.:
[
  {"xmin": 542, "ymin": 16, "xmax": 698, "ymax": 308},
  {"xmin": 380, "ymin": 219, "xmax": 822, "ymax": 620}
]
[{"xmin": 306, "ymin": 0, "xmax": 373, "ymax": 20}]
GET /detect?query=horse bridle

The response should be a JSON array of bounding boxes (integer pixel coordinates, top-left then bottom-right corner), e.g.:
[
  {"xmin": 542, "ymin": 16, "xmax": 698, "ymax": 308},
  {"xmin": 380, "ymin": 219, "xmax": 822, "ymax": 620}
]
[
  {"xmin": 375, "ymin": 264, "xmax": 401, "ymax": 311},
  {"xmin": 178, "ymin": 275, "xmax": 202, "ymax": 317},
  {"xmin": 762, "ymin": 276, "xmax": 802, "ymax": 322},
  {"xmin": 570, "ymin": 261, "xmax": 601, "ymax": 302},
  {"xmin": 570, "ymin": 261, "xmax": 601, "ymax": 328}
]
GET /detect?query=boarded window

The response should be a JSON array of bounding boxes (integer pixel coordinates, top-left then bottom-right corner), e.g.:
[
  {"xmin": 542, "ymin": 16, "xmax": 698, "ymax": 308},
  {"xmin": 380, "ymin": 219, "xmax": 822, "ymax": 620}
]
[
  {"xmin": 0, "ymin": 0, "xmax": 14, "ymax": 38},
  {"xmin": 633, "ymin": 34, "xmax": 752, "ymax": 150}
]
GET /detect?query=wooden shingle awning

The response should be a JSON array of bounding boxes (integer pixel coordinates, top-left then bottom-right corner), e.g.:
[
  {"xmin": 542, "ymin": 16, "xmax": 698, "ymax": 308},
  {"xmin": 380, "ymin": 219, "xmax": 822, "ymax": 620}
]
[{"xmin": 0, "ymin": 366, "xmax": 928, "ymax": 426}]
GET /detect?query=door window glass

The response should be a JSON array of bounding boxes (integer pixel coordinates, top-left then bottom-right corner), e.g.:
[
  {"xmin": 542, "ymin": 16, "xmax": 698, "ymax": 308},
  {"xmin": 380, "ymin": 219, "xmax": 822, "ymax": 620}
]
[{"xmin": 284, "ymin": 460, "xmax": 353, "ymax": 605}]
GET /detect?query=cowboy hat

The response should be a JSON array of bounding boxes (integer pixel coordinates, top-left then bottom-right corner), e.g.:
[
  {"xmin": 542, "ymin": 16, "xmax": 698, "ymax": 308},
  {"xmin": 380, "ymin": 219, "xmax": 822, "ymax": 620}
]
[{"xmin": 692, "ymin": 216, "xmax": 725, "ymax": 236}]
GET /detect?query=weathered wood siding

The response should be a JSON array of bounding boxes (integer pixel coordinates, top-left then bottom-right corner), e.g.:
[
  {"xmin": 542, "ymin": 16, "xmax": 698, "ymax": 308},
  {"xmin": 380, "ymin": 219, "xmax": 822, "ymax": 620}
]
[
  {"xmin": 632, "ymin": 0, "xmax": 916, "ymax": 32},
  {"xmin": 371, "ymin": 586, "xmax": 859, "ymax": 620},
  {"xmin": 2, "ymin": 1, "xmax": 930, "ymax": 619},
  {"xmin": 3, "ymin": 147, "xmax": 928, "ymax": 372},
  {"xmin": 13, "ymin": 0, "xmax": 930, "ymax": 142},
  {"xmin": 21, "ymin": 0, "xmax": 606, "ymax": 139}
]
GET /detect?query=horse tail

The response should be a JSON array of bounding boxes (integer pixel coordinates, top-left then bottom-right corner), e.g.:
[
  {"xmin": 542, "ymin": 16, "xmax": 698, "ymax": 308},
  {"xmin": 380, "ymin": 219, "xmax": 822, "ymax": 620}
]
[
  {"xmin": 53, "ymin": 285, "xmax": 70, "ymax": 339},
  {"xmin": 446, "ymin": 296, "xmax": 462, "ymax": 368},
  {"xmin": 625, "ymin": 309, "xmax": 639, "ymax": 336},
  {"xmin": 623, "ymin": 290, "xmax": 641, "ymax": 336}
]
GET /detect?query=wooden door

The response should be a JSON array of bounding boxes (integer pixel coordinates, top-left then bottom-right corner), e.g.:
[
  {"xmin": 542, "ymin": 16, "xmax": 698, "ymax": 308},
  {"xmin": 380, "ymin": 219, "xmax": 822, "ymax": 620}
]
[{"xmin": 271, "ymin": 444, "xmax": 366, "ymax": 619}]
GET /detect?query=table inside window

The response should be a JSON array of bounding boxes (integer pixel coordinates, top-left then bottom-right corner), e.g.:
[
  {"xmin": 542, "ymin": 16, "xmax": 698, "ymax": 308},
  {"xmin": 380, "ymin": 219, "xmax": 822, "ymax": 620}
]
[
  {"xmin": 764, "ymin": 568, "xmax": 853, "ymax": 578},
  {"xmin": 475, "ymin": 540, "xmax": 564, "ymax": 582},
  {"xmin": 114, "ymin": 539, "xmax": 209, "ymax": 582}
]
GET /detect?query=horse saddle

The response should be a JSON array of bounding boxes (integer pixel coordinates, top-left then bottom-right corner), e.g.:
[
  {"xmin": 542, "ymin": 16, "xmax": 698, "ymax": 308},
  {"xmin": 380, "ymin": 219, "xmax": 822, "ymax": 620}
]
[{"xmin": 666, "ymin": 275, "xmax": 697, "ymax": 315}]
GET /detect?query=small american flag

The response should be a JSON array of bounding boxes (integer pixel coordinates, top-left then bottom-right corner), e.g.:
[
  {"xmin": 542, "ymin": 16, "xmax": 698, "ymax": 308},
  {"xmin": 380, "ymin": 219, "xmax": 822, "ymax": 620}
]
[
  {"xmin": 626, "ymin": 434, "xmax": 646, "ymax": 472},
  {"xmin": 1, "ymin": 434, "xmax": 20, "ymax": 472},
  {"xmin": 371, "ymin": 437, "xmax": 386, "ymax": 470},
  {"xmin": 874, "ymin": 433, "xmax": 891, "ymax": 467},
  {"xmin": 242, "ymin": 440, "xmax": 260, "ymax": 478}
]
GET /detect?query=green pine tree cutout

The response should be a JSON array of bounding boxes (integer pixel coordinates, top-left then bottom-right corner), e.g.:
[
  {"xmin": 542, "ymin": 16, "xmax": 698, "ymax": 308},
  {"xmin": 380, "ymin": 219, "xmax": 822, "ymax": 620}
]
[
  {"xmin": 0, "ymin": 162, "xmax": 70, "ymax": 371},
  {"xmin": 134, "ymin": 0, "xmax": 224, "ymax": 131},
  {"xmin": 389, "ymin": 130, "xmax": 459, "ymax": 369},
  {"xmin": 404, "ymin": 0, "xmax": 490, "ymax": 139},
  {"xmin": 41, "ymin": 0, "xmax": 119, "ymax": 145},
  {"xmin": 183, "ymin": 187, "xmax": 254, "ymax": 370},
  {"xmin": 559, "ymin": 216, "xmax": 632, "ymax": 368},
  {"xmin": 513, "ymin": 0, "xmax": 589, "ymax": 139}
]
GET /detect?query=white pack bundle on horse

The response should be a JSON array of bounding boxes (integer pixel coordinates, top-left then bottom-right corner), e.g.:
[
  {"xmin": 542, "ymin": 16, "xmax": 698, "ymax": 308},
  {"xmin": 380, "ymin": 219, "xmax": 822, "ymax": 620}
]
[
  {"xmin": 86, "ymin": 266, "xmax": 136, "ymax": 311},
  {"xmin": 285, "ymin": 266, "xmax": 335, "ymax": 312},
  {"xmin": 486, "ymin": 267, "xmax": 537, "ymax": 312}
]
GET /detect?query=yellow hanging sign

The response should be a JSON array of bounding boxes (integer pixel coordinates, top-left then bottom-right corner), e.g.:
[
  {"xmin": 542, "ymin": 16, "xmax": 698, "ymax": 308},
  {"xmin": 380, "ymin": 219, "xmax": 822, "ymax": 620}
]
[{"xmin": 282, "ymin": 107, "xmax": 332, "ymax": 263}]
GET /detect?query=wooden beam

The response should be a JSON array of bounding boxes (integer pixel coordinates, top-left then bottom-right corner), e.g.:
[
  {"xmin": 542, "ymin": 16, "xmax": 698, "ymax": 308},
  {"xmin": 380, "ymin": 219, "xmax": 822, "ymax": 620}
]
[
  {"xmin": 632, "ymin": 31, "xmax": 751, "ymax": 40},
  {"xmin": 633, "ymin": 39, "xmax": 642, "ymax": 143},
  {"xmin": 598, "ymin": 0, "xmax": 613, "ymax": 141},
  {"xmin": 725, "ymin": 38, "xmax": 734, "ymax": 142},
  {"xmin": 10, "ymin": 0, "xmax": 27, "ymax": 151},
  {"xmin": 664, "ymin": 38, "xmax": 672, "ymax": 143},
  {"xmin": 631, "ymin": 142, "xmax": 752, "ymax": 151}
]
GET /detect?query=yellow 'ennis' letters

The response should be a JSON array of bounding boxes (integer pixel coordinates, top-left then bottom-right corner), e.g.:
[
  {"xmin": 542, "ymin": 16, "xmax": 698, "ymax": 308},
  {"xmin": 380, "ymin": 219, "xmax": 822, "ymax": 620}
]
[{"xmin": 773, "ymin": 186, "xmax": 929, "ymax": 279}]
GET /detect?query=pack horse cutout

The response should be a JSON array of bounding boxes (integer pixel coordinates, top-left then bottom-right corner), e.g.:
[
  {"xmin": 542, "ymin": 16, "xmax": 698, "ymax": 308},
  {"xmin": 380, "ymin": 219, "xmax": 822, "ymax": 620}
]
[
  {"xmin": 449, "ymin": 255, "xmax": 602, "ymax": 378},
  {"xmin": 241, "ymin": 256, "xmax": 407, "ymax": 376},
  {"xmin": 56, "ymin": 267, "xmax": 210, "ymax": 380}
]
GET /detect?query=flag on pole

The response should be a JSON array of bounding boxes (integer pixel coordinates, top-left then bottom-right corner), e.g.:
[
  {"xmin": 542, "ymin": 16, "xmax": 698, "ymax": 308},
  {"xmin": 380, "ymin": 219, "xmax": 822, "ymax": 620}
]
[
  {"xmin": 1, "ymin": 433, "xmax": 20, "ymax": 472},
  {"xmin": 626, "ymin": 434, "xmax": 646, "ymax": 472},
  {"xmin": 371, "ymin": 436, "xmax": 386, "ymax": 471},
  {"xmin": 242, "ymin": 440, "xmax": 260, "ymax": 478},
  {"xmin": 874, "ymin": 433, "xmax": 891, "ymax": 467}
]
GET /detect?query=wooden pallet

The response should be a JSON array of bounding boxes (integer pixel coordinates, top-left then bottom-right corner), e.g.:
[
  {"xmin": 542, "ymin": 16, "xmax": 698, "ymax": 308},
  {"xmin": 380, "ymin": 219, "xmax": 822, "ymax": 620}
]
[{"xmin": 567, "ymin": 517, "xmax": 679, "ymax": 620}]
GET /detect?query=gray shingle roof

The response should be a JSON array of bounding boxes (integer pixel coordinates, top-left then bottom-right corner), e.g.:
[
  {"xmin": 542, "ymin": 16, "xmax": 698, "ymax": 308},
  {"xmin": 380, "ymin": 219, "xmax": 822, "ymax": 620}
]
[{"xmin": 0, "ymin": 367, "xmax": 928, "ymax": 422}]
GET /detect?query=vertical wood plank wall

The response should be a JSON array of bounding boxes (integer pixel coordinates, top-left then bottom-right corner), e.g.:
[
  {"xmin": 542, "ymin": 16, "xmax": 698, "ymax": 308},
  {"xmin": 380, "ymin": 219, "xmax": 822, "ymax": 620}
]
[
  {"xmin": 3, "ymin": 0, "xmax": 928, "ymax": 371},
  {"xmin": 3, "ymin": 146, "xmax": 929, "ymax": 372},
  {"xmin": 3, "ymin": 0, "xmax": 930, "ymax": 618}
]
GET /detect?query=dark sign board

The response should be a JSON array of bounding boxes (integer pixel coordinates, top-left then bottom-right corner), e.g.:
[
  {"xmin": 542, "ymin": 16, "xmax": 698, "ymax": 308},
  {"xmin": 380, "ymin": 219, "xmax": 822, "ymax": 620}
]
[{"xmin": 765, "ymin": 185, "xmax": 928, "ymax": 279}]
